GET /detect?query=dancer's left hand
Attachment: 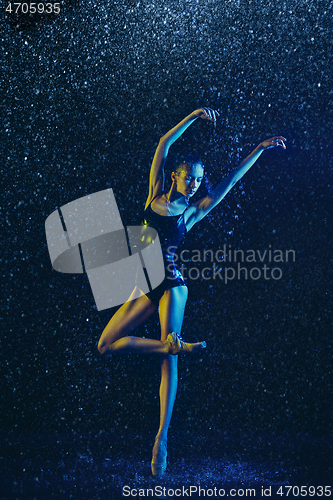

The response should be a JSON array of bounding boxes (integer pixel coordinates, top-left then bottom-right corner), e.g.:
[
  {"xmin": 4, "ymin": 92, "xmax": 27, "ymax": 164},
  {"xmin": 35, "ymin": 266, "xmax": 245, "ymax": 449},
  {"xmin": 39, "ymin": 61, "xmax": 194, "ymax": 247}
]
[{"xmin": 260, "ymin": 136, "xmax": 287, "ymax": 150}]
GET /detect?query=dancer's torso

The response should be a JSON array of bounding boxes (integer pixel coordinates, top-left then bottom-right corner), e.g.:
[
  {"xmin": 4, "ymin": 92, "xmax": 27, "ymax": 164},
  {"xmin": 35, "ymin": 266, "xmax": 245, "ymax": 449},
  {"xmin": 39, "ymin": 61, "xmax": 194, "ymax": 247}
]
[{"xmin": 142, "ymin": 194, "xmax": 188, "ymax": 263}]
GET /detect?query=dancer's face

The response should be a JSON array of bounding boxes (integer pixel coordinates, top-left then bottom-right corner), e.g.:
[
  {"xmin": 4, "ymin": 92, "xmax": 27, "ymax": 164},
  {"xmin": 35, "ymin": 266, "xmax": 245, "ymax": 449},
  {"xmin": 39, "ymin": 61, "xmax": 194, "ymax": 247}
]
[{"xmin": 173, "ymin": 163, "xmax": 204, "ymax": 198}]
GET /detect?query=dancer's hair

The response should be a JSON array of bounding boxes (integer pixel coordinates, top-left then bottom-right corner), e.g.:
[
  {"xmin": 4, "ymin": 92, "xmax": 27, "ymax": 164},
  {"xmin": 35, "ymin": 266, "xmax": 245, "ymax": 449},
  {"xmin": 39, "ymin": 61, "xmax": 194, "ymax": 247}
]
[{"xmin": 173, "ymin": 153, "xmax": 204, "ymax": 175}]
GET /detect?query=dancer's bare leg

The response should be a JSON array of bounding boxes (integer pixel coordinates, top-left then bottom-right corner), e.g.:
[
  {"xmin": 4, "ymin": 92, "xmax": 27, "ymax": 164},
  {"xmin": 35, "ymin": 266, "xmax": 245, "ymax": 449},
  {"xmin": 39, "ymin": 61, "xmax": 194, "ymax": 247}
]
[
  {"xmin": 151, "ymin": 286, "xmax": 188, "ymax": 475},
  {"xmin": 157, "ymin": 286, "xmax": 188, "ymax": 438},
  {"xmin": 98, "ymin": 286, "xmax": 206, "ymax": 356},
  {"xmin": 98, "ymin": 287, "xmax": 167, "ymax": 355}
]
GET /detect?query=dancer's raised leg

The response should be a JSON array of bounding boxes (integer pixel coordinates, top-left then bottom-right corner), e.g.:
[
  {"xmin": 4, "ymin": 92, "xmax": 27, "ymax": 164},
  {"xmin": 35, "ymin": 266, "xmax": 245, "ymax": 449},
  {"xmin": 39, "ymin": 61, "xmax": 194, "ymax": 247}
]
[
  {"xmin": 97, "ymin": 287, "xmax": 166, "ymax": 354},
  {"xmin": 98, "ymin": 286, "xmax": 205, "ymax": 355}
]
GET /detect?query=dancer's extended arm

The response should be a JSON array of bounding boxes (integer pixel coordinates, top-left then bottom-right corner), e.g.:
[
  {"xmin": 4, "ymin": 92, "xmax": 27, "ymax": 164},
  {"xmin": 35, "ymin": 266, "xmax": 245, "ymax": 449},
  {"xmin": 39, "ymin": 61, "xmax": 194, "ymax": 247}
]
[
  {"xmin": 145, "ymin": 108, "xmax": 218, "ymax": 208},
  {"xmin": 185, "ymin": 136, "xmax": 286, "ymax": 230}
]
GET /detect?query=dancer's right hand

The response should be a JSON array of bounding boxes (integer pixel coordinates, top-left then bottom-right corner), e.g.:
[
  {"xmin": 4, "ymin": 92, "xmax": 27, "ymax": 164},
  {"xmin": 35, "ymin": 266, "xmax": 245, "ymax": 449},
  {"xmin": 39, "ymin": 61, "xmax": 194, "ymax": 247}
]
[{"xmin": 194, "ymin": 107, "xmax": 220, "ymax": 125}]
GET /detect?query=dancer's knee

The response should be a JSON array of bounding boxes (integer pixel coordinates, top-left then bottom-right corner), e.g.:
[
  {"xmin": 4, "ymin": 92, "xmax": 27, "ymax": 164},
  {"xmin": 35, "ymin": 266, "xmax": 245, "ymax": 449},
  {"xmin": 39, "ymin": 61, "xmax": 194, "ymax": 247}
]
[
  {"xmin": 97, "ymin": 326, "xmax": 120, "ymax": 354},
  {"xmin": 97, "ymin": 335, "xmax": 132, "ymax": 355},
  {"xmin": 97, "ymin": 336, "xmax": 116, "ymax": 354},
  {"xmin": 97, "ymin": 340, "xmax": 109, "ymax": 354}
]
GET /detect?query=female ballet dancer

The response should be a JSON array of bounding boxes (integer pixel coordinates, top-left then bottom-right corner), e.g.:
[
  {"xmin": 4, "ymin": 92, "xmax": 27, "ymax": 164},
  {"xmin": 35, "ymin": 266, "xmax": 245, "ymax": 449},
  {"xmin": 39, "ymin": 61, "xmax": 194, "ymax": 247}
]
[{"xmin": 97, "ymin": 107, "xmax": 286, "ymax": 475}]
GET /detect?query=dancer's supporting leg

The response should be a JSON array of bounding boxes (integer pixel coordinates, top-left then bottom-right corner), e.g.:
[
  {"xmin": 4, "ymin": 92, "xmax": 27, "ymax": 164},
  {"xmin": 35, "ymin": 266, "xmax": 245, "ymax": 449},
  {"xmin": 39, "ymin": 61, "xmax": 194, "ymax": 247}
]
[{"xmin": 151, "ymin": 285, "xmax": 188, "ymax": 475}]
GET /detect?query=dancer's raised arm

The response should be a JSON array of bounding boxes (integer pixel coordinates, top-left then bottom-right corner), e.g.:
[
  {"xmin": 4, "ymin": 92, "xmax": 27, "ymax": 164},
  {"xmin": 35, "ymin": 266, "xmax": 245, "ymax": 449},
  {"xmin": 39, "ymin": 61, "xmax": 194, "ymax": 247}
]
[
  {"xmin": 185, "ymin": 136, "xmax": 287, "ymax": 231},
  {"xmin": 145, "ymin": 108, "xmax": 218, "ymax": 208}
]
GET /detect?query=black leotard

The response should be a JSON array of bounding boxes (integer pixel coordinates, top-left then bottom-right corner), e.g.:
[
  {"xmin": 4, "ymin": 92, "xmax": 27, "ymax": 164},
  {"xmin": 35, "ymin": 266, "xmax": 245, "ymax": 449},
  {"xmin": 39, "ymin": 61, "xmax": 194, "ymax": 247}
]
[{"xmin": 141, "ymin": 194, "xmax": 188, "ymax": 303}]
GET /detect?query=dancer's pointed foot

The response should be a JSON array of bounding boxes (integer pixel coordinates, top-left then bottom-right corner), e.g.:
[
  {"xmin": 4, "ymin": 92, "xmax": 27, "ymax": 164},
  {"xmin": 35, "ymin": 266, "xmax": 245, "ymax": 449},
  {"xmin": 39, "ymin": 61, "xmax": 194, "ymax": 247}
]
[
  {"xmin": 151, "ymin": 438, "xmax": 167, "ymax": 476},
  {"xmin": 165, "ymin": 332, "xmax": 207, "ymax": 355}
]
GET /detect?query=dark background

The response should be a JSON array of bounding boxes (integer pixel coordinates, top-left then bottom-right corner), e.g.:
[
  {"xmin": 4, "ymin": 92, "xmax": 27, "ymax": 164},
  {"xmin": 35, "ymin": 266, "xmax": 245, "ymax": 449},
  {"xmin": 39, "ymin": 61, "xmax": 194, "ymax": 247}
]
[{"xmin": 1, "ymin": 0, "xmax": 332, "ymax": 497}]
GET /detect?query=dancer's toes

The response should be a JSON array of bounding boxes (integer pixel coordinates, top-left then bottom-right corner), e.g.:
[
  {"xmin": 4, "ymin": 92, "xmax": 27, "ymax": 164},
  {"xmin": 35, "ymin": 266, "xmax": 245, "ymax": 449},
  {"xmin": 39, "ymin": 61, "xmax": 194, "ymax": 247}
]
[
  {"xmin": 182, "ymin": 339, "xmax": 207, "ymax": 353},
  {"xmin": 166, "ymin": 332, "xmax": 207, "ymax": 355},
  {"xmin": 151, "ymin": 438, "xmax": 167, "ymax": 476}
]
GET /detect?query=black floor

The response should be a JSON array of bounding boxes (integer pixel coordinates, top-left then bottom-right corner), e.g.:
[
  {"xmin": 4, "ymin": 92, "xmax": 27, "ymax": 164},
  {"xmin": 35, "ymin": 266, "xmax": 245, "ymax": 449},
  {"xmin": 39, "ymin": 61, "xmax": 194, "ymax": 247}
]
[{"xmin": 1, "ymin": 431, "xmax": 332, "ymax": 499}]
